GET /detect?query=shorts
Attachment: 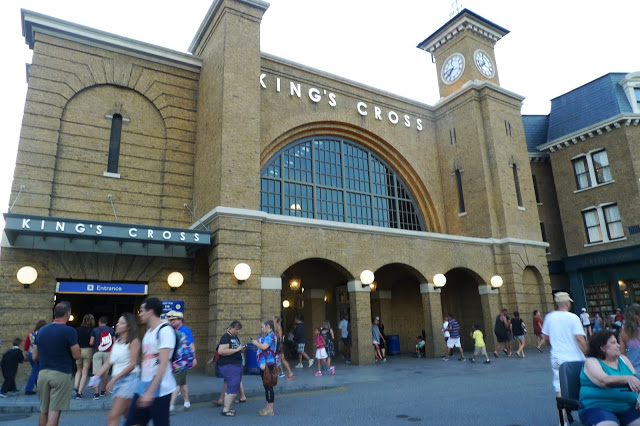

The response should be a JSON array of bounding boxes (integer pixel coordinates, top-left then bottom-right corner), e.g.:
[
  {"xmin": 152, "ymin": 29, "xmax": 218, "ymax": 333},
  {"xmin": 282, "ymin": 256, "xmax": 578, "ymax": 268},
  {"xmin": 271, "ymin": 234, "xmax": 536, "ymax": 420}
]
[
  {"xmin": 76, "ymin": 347, "xmax": 93, "ymax": 366},
  {"xmin": 579, "ymin": 407, "xmax": 640, "ymax": 426},
  {"xmin": 218, "ymin": 363, "xmax": 242, "ymax": 394},
  {"xmin": 447, "ymin": 337, "xmax": 461, "ymax": 349},
  {"xmin": 551, "ymin": 357, "xmax": 563, "ymax": 393},
  {"xmin": 341, "ymin": 337, "xmax": 351, "ymax": 345},
  {"xmin": 92, "ymin": 351, "xmax": 110, "ymax": 374},
  {"xmin": 513, "ymin": 335, "xmax": 524, "ymax": 340},
  {"xmin": 37, "ymin": 369, "xmax": 72, "ymax": 413},
  {"xmin": 173, "ymin": 369, "xmax": 188, "ymax": 386},
  {"xmin": 297, "ymin": 343, "xmax": 306, "ymax": 353},
  {"xmin": 125, "ymin": 392, "xmax": 171, "ymax": 426},
  {"xmin": 474, "ymin": 346, "xmax": 487, "ymax": 356},
  {"xmin": 373, "ymin": 340, "xmax": 380, "ymax": 345},
  {"xmin": 316, "ymin": 348, "xmax": 328, "ymax": 360},
  {"xmin": 112, "ymin": 373, "xmax": 139, "ymax": 399}
]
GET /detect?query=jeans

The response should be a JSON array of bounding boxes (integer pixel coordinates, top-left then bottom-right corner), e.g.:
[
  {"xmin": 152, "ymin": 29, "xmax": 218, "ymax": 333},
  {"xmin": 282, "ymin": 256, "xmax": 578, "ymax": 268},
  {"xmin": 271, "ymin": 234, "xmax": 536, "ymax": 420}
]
[{"xmin": 25, "ymin": 352, "xmax": 39, "ymax": 392}]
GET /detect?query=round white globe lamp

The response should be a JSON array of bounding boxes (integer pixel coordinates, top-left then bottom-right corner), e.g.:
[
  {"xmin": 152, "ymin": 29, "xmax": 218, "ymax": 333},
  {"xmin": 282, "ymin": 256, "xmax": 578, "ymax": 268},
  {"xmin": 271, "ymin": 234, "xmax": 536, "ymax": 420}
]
[
  {"xmin": 490, "ymin": 275, "xmax": 504, "ymax": 288},
  {"xmin": 433, "ymin": 273, "xmax": 447, "ymax": 288},
  {"xmin": 360, "ymin": 270, "xmax": 375, "ymax": 288},
  {"xmin": 17, "ymin": 266, "xmax": 38, "ymax": 289},
  {"xmin": 234, "ymin": 263, "xmax": 251, "ymax": 284},
  {"xmin": 168, "ymin": 272, "xmax": 184, "ymax": 292}
]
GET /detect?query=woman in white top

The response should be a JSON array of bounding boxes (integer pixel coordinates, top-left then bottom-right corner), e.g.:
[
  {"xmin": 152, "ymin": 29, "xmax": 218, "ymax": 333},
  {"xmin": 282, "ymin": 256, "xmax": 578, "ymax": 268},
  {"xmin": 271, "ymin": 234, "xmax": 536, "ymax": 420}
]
[
  {"xmin": 89, "ymin": 312, "xmax": 140, "ymax": 426},
  {"xmin": 580, "ymin": 308, "xmax": 592, "ymax": 337}
]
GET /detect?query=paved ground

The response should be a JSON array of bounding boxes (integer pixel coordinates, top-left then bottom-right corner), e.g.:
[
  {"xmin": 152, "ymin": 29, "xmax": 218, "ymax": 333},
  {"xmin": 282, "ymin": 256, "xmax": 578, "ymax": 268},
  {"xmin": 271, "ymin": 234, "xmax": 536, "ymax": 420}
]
[{"xmin": 0, "ymin": 349, "xmax": 563, "ymax": 425}]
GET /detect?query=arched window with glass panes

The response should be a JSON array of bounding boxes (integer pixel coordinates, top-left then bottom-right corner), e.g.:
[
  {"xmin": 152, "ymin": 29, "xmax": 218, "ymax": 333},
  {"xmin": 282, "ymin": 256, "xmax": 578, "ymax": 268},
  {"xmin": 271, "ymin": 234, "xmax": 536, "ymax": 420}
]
[{"xmin": 260, "ymin": 137, "xmax": 424, "ymax": 231}]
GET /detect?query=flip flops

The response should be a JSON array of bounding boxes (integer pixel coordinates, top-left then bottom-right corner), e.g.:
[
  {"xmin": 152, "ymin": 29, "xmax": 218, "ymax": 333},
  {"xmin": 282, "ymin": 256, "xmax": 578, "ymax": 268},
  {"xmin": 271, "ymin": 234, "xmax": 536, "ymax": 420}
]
[
  {"xmin": 493, "ymin": 351, "xmax": 499, "ymax": 358},
  {"xmin": 221, "ymin": 410, "xmax": 235, "ymax": 417},
  {"xmin": 234, "ymin": 399, "xmax": 247, "ymax": 404}
]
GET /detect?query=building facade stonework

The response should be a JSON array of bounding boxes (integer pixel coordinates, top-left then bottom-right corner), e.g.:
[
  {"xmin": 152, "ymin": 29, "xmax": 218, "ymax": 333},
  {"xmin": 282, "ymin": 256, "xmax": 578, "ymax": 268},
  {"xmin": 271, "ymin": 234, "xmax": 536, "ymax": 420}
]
[{"xmin": 2, "ymin": 3, "xmax": 557, "ymax": 379}]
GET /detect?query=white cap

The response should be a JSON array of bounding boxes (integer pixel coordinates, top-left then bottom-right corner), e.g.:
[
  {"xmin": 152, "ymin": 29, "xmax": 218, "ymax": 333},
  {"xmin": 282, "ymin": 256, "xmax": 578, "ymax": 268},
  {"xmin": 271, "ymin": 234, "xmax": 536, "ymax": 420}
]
[{"xmin": 581, "ymin": 308, "xmax": 586, "ymax": 311}]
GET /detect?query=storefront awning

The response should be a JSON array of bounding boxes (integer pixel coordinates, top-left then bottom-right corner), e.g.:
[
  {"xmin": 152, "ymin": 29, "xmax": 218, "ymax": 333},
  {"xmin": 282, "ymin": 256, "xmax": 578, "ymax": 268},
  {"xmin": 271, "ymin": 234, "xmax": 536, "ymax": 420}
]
[{"xmin": 3, "ymin": 213, "xmax": 212, "ymax": 258}]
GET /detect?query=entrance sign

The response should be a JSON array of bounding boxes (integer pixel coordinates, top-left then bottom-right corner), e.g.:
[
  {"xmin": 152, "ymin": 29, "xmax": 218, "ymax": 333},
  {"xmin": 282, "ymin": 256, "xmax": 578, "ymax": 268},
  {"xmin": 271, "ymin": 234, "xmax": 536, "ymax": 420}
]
[{"xmin": 56, "ymin": 281, "xmax": 148, "ymax": 295}]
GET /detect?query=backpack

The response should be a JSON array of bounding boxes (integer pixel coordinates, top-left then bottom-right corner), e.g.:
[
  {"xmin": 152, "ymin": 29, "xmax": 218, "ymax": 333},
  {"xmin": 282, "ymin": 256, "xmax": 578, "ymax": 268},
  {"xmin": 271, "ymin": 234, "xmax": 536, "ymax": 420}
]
[
  {"xmin": 156, "ymin": 323, "xmax": 182, "ymax": 367},
  {"xmin": 97, "ymin": 328, "xmax": 114, "ymax": 352},
  {"xmin": 172, "ymin": 329, "xmax": 195, "ymax": 372}
]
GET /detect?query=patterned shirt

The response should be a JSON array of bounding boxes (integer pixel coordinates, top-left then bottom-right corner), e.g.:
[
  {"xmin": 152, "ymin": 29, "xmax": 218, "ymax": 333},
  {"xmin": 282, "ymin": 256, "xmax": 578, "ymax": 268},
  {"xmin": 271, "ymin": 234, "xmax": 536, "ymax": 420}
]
[{"xmin": 448, "ymin": 318, "xmax": 460, "ymax": 339}]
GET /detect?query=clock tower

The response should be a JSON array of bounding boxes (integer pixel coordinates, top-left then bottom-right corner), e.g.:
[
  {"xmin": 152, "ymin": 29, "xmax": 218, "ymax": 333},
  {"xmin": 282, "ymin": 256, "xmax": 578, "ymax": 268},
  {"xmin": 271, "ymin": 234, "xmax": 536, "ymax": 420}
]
[{"xmin": 417, "ymin": 9, "xmax": 509, "ymax": 98}]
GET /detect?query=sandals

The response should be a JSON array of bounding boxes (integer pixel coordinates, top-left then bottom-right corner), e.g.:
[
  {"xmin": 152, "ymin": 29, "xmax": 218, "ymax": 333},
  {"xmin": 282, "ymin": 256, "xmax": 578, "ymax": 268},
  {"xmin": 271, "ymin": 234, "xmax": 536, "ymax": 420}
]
[
  {"xmin": 536, "ymin": 347, "xmax": 542, "ymax": 353},
  {"xmin": 221, "ymin": 409, "xmax": 235, "ymax": 417},
  {"xmin": 234, "ymin": 399, "xmax": 247, "ymax": 404},
  {"xmin": 287, "ymin": 375, "xmax": 295, "ymax": 380},
  {"xmin": 493, "ymin": 351, "xmax": 499, "ymax": 358},
  {"xmin": 502, "ymin": 349, "xmax": 508, "ymax": 355},
  {"xmin": 214, "ymin": 401, "xmax": 224, "ymax": 407}
]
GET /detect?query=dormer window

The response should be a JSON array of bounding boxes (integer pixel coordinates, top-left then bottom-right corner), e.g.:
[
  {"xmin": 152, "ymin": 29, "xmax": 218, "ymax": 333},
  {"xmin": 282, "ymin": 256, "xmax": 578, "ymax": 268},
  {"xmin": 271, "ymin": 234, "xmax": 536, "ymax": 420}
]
[{"xmin": 619, "ymin": 72, "xmax": 640, "ymax": 113}]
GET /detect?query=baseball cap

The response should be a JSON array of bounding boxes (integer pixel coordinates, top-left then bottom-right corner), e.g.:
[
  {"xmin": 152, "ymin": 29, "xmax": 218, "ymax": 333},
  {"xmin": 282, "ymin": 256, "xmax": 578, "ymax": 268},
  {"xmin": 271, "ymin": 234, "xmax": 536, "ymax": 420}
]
[
  {"xmin": 554, "ymin": 292, "xmax": 573, "ymax": 303},
  {"xmin": 581, "ymin": 308, "xmax": 586, "ymax": 312},
  {"xmin": 167, "ymin": 310, "xmax": 183, "ymax": 319}
]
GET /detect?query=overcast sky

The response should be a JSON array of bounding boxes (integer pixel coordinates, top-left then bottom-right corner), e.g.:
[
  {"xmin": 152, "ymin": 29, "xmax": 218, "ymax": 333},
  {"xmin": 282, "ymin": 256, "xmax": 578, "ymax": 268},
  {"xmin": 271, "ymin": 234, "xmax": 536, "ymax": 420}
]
[{"xmin": 1, "ymin": 0, "xmax": 639, "ymax": 232}]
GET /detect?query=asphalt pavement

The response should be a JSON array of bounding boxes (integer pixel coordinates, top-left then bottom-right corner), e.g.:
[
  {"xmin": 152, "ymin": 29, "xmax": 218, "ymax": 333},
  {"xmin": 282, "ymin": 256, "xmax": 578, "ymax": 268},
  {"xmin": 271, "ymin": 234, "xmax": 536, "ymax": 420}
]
[{"xmin": 0, "ymin": 349, "xmax": 562, "ymax": 425}]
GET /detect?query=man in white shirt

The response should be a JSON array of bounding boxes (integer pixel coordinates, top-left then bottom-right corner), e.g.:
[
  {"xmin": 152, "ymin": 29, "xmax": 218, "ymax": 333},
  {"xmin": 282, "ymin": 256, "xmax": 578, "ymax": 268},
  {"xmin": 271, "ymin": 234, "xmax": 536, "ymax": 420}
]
[
  {"xmin": 338, "ymin": 314, "xmax": 351, "ymax": 364},
  {"xmin": 542, "ymin": 292, "xmax": 587, "ymax": 398},
  {"xmin": 579, "ymin": 308, "xmax": 592, "ymax": 337},
  {"xmin": 126, "ymin": 297, "xmax": 176, "ymax": 426}
]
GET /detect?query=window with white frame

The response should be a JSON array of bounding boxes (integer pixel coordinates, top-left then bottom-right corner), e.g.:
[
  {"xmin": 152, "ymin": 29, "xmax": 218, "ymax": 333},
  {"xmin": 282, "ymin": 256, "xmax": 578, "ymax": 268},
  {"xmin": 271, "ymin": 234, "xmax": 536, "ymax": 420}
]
[
  {"xmin": 582, "ymin": 203, "xmax": 624, "ymax": 244},
  {"xmin": 572, "ymin": 149, "xmax": 612, "ymax": 190}
]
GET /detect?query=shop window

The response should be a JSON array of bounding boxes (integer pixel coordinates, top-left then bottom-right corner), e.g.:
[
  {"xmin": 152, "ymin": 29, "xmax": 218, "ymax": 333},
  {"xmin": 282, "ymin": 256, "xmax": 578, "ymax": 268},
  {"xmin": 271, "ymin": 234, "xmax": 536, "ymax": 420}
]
[
  {"xmin": 582, "ymin": 203, "xmax": 624, "ymax": 245},
  {"xmin": 260, "ymin": 137, "xmax": 424, "ymax": 231},
  {"xmin": 572, "ymin": 149, "xmax": 612, "ymax": 190}
]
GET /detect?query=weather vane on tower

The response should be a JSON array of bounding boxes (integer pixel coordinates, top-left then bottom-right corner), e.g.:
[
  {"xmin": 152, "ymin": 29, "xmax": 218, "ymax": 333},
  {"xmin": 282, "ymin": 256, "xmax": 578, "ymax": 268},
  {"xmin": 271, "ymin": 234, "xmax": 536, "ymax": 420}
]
[{"xmin": 449, "ymin": 0, "xmax": 464, "ymax": 17}]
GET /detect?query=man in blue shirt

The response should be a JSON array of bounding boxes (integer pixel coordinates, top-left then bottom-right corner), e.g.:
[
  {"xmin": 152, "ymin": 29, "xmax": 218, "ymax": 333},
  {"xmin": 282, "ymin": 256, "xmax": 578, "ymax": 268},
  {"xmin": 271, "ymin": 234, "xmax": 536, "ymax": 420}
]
[
  {"xmin": 442, "ymin": 314, "xmax": 466, "ymax": 361},
  {"xmin": 167, "ymin": 311, "xmax": 196, "ymax": 414},
  {"xmin": 33, "ymin": 301, "xmax": 80, "ymax": 426}
]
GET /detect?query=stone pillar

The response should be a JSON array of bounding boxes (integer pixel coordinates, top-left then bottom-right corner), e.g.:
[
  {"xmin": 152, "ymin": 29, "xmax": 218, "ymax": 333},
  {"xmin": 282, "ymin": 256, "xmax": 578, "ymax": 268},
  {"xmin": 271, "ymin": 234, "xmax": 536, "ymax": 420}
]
[
  {"xmin": 261, "ymin": 277, "xmax": 282, "ymax": 321},
  {"xmin": 348, "ymin": 280, "xmax": 374, "ymax": 365},
  {"xmin": 478, "ymin": 284, "xmax": 501, "ymax": 351},
  {"xmin": 303, "ymin": 289, "xmax": 325, "ymax": 349},
  {"xmin": 420, "ymin": 283, "xmax": 443, "ymax": 358}
]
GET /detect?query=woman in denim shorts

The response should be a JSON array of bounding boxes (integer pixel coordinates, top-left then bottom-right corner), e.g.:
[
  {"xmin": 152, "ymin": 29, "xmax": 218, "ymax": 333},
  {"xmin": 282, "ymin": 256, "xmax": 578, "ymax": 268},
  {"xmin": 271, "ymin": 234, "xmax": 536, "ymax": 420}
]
[{"xmin": 90, "ymin": 313, "xmax": 140, "ymax": 426}]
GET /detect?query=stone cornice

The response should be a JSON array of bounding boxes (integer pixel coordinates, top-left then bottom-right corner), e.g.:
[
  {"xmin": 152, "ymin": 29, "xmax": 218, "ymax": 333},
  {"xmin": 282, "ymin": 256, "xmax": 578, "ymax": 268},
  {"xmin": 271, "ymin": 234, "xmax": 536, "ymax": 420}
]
[
  {"xmin": 433, "ymin": 79, "xmax": 525, "ymax": 110},
  {"xmin": 189, "ymin": 0, "xmax": 269, "ymax": 54},
  {"xmin": 21, "ymin": 9, "xmax": 202, "ymax": 73},
  {"xmin": 536, "ymin": 114, "xmax": 640, "ymax": 153},
  {"xmin": 529, "ymin": 153, "xmax": 550, "ymax": 163},
  {"xmin": 196, "ymin": 206, "xmax": 548, "ymax": 249},
  {"xmin": 417, "ymin": 9, "xmax": 509, "ymax": 54}
]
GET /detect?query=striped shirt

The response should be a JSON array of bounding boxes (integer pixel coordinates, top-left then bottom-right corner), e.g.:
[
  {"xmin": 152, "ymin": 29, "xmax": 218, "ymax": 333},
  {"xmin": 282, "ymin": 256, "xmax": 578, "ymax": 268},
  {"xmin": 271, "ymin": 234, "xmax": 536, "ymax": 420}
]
[{"xmin": 448, "ymin": 318, "xmax": 460, "ymax": 338}]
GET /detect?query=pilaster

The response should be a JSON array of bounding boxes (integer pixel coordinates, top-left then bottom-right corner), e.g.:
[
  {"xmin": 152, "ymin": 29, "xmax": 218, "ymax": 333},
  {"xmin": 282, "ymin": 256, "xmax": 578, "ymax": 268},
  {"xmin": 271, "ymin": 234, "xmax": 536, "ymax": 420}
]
[
  {"xmin": 420, "ymin": 283, "xmax": 443, "ymax": 358},
  {"xmin": 347, "ymin": 280, "xmax": 374, "ymax": 365}
]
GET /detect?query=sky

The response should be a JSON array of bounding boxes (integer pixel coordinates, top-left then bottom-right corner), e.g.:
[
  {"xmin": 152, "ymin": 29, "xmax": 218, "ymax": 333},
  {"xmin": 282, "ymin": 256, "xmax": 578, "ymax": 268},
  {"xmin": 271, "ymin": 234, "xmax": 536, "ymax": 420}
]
[{"xmin": 1, "ymin": 0, "xmax": 639, "ymax": 232}]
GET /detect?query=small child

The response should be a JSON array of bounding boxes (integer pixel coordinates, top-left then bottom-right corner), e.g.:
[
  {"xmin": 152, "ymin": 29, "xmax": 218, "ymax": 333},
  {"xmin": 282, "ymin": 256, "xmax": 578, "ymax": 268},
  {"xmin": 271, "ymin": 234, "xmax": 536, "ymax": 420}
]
[
  {"xmin": 470, "ymin": 325, "xmax": 490, "ymax": 364},
  {"xmin": 313, "ymin": 328, "xmax": 331, "ymax": 376},
  {"xmin": 415, "ymin": 336, "xmax": 426, "ymax": 358},
  {"xmin": 1, "ymin": 338, "xmax": 25, "ymax": 397}
]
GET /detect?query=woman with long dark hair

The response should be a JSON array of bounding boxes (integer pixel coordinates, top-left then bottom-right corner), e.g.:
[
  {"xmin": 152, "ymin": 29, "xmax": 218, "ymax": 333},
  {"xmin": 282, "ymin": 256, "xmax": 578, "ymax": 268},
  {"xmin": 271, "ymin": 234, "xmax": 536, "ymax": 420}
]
[{"xmin": 89, "ymin": 313, "xmax": 140, "ymax": 426}]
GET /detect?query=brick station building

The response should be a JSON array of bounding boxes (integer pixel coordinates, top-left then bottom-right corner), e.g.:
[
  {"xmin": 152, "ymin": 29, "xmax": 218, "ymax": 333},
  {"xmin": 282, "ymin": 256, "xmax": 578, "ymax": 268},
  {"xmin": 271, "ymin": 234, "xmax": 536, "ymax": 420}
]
[{"xmin": 2, "ymin": 2, "xmax": 569, "ymax": 373}]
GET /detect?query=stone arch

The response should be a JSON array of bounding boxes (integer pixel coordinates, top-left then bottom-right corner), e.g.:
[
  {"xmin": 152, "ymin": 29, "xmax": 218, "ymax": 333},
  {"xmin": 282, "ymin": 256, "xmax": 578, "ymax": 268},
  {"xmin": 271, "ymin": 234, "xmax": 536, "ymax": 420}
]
[
  {"xmin": 261, "ymin": 121, "xmax": 441, "ymax": 233},
  {"xmin": 440, "ymin": 267, "xmax": 486, "ymax": 349}
]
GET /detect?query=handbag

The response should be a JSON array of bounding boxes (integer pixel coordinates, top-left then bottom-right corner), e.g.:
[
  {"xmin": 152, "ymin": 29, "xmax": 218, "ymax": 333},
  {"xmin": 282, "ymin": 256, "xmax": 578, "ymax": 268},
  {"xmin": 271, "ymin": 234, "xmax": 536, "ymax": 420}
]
[{"xmin": 262, "ymin": 363, "xmax": 278, "ymax": 387}]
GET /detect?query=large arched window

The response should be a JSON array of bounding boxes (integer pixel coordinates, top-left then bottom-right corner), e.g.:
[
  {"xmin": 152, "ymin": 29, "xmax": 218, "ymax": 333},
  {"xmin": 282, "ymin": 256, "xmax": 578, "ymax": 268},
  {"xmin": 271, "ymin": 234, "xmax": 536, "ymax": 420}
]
[{"xmin": 260, "ymin": 137, "xmax": 424, "ymax": 231}]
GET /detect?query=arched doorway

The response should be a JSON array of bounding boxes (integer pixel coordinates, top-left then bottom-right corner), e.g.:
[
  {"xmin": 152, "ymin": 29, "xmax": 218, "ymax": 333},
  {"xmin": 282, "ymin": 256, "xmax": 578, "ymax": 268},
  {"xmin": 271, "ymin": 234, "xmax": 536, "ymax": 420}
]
[
  {"xmin": 280, "ymin": 258, "xmax": 352, "ymax": 353},
  {"xmin": 440, "ymin": 268, "xmax": 485, "ymax": 350},
  {"xmin": 371, "ymin": 263, "xmax": 424, "ymax": 354}
]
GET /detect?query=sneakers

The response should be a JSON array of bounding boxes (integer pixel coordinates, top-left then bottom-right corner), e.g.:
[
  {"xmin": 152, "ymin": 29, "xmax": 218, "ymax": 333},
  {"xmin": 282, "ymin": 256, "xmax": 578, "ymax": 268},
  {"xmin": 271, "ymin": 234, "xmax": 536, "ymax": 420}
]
[
  {"xmin": 278, "ymin": 372, "xmax": 286, "ymax": 378},
  {"xmin": 470, "ymin": 358, "xmax": 476, "ymax": 363},
  {"xmin": 345, "ymin": 360, "xmax": 352, "ymax": 364},
  {"xmin": 484, "ymin": 360, "xmax": 491, "ymax": 364},
  {"xmin": 294, "ymin": 363, "xmax": 304, "ymax": 369},
  {"xmin": 314, "ymin": 371, "xmax": 322, "ymax": 376},
  {"xmin": 75, "ymin": 393, "xmax": 83, "ymax": 400},
  {"xmin": 441, "ymin": 357, "xmax": 449, "ymax": 361},
  {"xmin": 25, "ymin": 391, "xmax": 37, "ymax": 396},
  {"xmin": 330, "ymin": 366, "xmax": 335, "ymax": 375},
  {"xmin": 93, "ymin": 394, "xmax": 100, "ymax": 400},
  {"xmin": 458, "ymin": 357, "xmax": 466, "ymax": 361},
  {"xmin": 100, "ymin": 391, "xmax": 107, "ymax": 397},
  {"xmin": 382, "ymin": 358, "xmax": 387, "ymax": 363},
  {"xmin": 308, "ymin": 359, "xmax": 314, "ymax": 368}
]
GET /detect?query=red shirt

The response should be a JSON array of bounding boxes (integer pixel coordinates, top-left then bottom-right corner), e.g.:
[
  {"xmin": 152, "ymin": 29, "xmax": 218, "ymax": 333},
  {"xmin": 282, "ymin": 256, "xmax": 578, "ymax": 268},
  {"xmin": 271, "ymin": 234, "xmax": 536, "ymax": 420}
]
[{"xmin": 533, "ymin": 316, "xmax": 543, "ymax": 334}]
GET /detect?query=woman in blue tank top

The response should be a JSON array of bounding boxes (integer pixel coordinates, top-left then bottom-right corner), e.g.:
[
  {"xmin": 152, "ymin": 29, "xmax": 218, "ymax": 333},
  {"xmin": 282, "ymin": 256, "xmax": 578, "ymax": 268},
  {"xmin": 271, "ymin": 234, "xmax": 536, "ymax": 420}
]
[{"xmin": 579, "ymin": 330, "xmax": 640, "ymax": 426}]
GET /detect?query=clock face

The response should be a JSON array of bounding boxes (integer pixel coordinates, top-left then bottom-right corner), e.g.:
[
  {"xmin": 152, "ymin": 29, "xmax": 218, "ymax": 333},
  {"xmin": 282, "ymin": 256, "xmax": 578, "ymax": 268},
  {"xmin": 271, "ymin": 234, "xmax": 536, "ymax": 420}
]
[
  {"xmin": 474, "ymin": 50, "xmax": 495, "ymax": 78},
  {"xmin": 441, "ymin": 53, "xmax": 465, "ymax": 84}
]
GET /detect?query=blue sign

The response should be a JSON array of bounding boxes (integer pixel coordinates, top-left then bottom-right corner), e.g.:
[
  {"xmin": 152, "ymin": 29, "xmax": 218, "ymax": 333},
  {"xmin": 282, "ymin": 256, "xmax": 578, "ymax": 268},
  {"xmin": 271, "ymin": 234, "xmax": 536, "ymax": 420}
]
[
  {"xmin": 162, "ymin": 300, "xmax": 184, "ymax": 314},
  {"xmin": 57, "ymin": 281, "xmax": 148, "ymax": 295}
]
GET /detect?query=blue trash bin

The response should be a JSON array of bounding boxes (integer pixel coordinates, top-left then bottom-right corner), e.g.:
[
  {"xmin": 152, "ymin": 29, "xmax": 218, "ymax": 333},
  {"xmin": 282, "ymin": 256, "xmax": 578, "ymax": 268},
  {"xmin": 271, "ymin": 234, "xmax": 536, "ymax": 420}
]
[
  {"xmin": 245, "ymin": 343, "xmax": 260, "ymax": 374},
  {"xmin": 387, "ymin": 334, "xmax": 401, "ymax": 355}
]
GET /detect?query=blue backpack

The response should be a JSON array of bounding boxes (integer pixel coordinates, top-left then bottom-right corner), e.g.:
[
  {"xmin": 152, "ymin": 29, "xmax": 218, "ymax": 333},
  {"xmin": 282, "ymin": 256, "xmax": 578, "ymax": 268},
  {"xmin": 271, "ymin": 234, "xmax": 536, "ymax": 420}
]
[{"xmin": 157, "ymin": 323, "xmax": 194, "ymax": 372}]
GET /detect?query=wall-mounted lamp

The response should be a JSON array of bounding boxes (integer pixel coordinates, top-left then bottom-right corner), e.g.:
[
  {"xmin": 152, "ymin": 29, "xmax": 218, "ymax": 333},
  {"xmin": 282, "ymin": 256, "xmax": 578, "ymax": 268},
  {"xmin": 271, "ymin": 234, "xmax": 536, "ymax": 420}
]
[
  {"xmin": 17, "ymin": 266, "xmax": 38, "ymax": 289},
  {"xmin": 168, "ymin": 272, "xmax": 184, "ymax": 292},
  {"xmin": 234, "ymin": 263, "xmax": 251, "ymax": 285},
  {"xmin": 490, "ymin": 275, "xmax": 504, "ymax": 288},
  {"xmin": 433, "ymin": 273, "xmax": 447, "ymax": 288},
  {"xmin": 69, "ymin": 314, "xmax": 75, "ymax": 322},
  {"xmin": 289, "ymin": 279, "xmax": 301, "ymax": 291},
  {"xmin": 369, "ymin": 281, "xmax": 377, "ymax": 291},
  {"xmin": 360, "ymin": 270, "xmax": 375, "ymax": 288},
  {"xmin": 282, "ymin": 300, "xmax": 291, "ymax": 308}
]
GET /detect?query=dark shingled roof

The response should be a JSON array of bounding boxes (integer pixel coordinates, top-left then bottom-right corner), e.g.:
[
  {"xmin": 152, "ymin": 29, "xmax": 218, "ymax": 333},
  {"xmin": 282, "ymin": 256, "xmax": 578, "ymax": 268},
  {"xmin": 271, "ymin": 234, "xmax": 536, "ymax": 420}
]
[{"xmin": 524, "ymin": 73, "xmax": 632, "ymax": 153}]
